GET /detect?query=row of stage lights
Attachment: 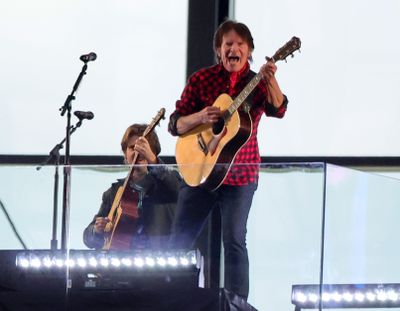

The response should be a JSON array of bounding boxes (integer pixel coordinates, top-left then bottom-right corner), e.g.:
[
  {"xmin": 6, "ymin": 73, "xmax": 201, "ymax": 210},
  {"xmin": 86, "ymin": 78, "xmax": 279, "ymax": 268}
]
[
  {"xmin": 16, "ymin": 250, "xmax": 199, "ymax": 271},
  {"xmin": 292, "ymin": 283, "xmax": 400, "ymax": 309}
]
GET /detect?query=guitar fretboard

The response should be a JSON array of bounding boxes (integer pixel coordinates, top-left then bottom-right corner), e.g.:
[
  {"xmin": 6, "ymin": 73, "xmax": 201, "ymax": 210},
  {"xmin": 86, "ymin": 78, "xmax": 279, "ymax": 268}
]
[{"xmin": 226, "ymin": 72, "xmax": 263, "ymax": 117}]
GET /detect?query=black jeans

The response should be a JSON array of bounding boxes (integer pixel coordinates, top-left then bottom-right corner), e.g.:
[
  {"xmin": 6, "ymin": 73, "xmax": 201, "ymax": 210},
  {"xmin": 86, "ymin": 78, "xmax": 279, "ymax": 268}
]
[{"xmin": 170, "ymin": 181, "xmax": 257, "ymax": 299}]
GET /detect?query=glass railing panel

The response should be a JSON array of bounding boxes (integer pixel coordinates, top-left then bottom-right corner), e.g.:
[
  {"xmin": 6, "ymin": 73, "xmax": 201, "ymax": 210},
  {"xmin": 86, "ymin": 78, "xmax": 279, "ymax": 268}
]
[
  {"xmin": 67, "ymin": 163, "xmax": 206, "ymax": 309},
  {"xmin": 66, "ymin": 162, "xmax": 326, "ymax": 310},
  {"xmin": 0, "ymin": 164, "xmax": 68, "ymax": 309},
  {"xmin": 0, "ymin": 164, "xmax": 58, "ymax": 250},
  {"xmin": 69, "ymin": 165, "xmax": 130, "ymax": 250},
  {"xmin": 249, "ymin": 163, "xmax": 325, "ymax": 311},
  {"xmin": 321, "ymin": 164, "xmax": 400, "ymax": 311}
]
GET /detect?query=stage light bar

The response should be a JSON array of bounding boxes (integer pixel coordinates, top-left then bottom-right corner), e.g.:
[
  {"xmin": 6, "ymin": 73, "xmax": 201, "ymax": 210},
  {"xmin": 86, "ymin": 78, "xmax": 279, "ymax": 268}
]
[
  {"xmin": 292, "ymin": 283, "xmax": 400, "ymax": 310},
  {"xmin": 16, "ymin": 249, "xmax": 199, "ymax": 272}
]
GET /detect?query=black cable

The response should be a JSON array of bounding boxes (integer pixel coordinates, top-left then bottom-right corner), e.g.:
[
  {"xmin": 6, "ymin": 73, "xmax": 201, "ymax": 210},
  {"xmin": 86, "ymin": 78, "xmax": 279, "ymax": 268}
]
[{"xmin": 0, "ymin": 199, "xmax": 28, "ymax": 249}]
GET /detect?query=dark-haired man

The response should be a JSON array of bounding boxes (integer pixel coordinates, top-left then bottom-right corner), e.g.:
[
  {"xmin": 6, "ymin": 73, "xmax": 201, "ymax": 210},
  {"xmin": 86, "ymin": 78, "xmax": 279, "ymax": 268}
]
[
  {"xmin": 168, "ymin": 20, "xmax": 288, "ymax": 299},
  {"xmin": 84, "ymin": 124, "xmax": 180, "ymax": 250}
]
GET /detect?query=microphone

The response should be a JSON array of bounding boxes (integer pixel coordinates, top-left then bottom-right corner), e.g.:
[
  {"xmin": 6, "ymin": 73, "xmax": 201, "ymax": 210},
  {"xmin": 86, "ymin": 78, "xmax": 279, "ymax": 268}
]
[
  {"xmin": 79, "ymin": 52, "xmax": 97, "ymax": 63},
  {"xmin": 74, "ymin": 110, "xmax": 94, "ymax": 121}
]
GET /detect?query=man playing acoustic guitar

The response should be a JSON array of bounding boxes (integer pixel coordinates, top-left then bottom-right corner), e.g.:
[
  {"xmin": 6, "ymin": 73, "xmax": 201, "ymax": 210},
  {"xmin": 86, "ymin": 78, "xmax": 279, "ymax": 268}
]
[
  {"xmin": 83, "ymin": 123, "xmax": 181, "ymax": 250},
  {"xmin": 168, "ymin": 20, "xmax": 289, "ymax": 300}
]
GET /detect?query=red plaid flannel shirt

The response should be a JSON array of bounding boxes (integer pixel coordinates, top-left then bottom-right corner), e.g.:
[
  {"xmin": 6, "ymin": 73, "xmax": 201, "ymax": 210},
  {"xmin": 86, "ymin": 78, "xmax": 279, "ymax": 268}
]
[{"xmin": 169, "ymin": 62, "xmax": 287, "ymax": 186}]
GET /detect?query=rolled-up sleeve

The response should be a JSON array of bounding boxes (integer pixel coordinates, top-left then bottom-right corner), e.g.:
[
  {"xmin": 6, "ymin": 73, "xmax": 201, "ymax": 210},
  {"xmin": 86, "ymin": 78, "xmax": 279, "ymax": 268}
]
[
  {"xmin": 264, "ymin": 94, "xmax": 288, "ymax": 118},
  {"xmin": 168, "ymin": 110, "xmax": 181, "ymax": 136},
  {"xmin": 168, "ymin": 72, "xmax": 203, "ymax": 136}
]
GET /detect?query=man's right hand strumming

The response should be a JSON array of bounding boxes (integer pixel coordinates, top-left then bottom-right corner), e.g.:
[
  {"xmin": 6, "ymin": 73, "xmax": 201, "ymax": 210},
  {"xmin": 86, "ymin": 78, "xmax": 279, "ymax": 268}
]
[
  {"xmin": 94, "ymin": 217, "xmax": 110, "ymax": 234},
  {"xmin": 176, "ymin": 106, "xmax": 221, "ymax": 135}
]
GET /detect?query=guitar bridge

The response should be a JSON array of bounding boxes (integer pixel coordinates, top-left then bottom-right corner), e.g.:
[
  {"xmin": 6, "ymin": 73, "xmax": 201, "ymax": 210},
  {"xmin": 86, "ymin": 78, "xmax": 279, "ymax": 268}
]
[{"xmin": 197, "ymin": 133, "xmax": 208, "ymax": 155}]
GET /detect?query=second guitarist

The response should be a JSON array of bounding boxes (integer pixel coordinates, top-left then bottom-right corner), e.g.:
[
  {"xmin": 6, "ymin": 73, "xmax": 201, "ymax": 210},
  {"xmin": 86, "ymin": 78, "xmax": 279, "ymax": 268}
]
[
  {"xmin": 168, "ymin": 20, "xmax": 289, "ymax": 300},
  {"xmin": 83, "ymin": 123, "xmax": 181, "ymax": 250}
]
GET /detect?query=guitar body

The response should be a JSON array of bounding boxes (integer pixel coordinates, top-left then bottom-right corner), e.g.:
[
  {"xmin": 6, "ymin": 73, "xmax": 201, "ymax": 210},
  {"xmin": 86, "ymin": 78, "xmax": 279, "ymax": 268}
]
[
  {"xmin": 104, "ymin": 187, "xmax": 139, "ymax": 250},
  {"xmin": 176, "ymin": 93, "xmax": 252, "ymax": 190}
]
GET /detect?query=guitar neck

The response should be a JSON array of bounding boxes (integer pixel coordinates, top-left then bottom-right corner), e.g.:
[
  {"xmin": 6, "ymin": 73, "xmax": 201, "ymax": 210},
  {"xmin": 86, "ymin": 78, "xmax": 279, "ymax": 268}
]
[
  {"xmin": 224, "ymin": 36, "xmax": 301, "ymax": 119},
  {"xmin": 225, "ymin": 72, "xmax": 263, "ymax": 117}
]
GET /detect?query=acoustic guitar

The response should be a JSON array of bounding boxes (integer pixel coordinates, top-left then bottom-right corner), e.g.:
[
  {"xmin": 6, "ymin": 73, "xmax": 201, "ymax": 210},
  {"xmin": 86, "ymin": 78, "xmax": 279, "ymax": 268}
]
[
  {"xmin": 103, "ymin": 108, "xmax": 166, "ymax": 250},
  {"xmin": 176, "ymin": 37, "xmax": 301, "ymax": 191}
]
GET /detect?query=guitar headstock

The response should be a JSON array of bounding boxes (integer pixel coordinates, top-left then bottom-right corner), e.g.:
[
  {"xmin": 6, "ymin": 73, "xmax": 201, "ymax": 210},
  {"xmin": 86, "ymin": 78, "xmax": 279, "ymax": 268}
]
[
  {"xmin": 143, "ymin": 108, "xmax": 166, "ymax": 136},
  {"xmin": 267, "ymin": 36, "xmax": 301, "ymax": 63}
]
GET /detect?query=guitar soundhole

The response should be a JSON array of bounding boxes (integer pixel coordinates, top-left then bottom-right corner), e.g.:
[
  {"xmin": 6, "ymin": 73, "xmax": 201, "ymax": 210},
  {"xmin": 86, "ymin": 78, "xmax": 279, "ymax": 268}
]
[{"xmin": 212, "ymin": 118, "xmax": 225, "ymax": 135}]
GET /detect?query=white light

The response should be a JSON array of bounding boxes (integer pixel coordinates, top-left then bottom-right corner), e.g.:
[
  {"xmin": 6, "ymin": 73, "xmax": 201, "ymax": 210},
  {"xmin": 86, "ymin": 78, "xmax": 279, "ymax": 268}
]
[
  {"xmin": 377, "ymin": 290, "xmax": 388, "ymax": 301},
  {"xmin": 65, "ymin": 259, "xmax": 75, "ymax": 267},
  {"xmin": 293, "ymin": 284, "xmax": 400, "ymax": 309},
  {"xmin": 121, "ymin": 258, "xmax": 132, "ymax": 267},
  {"xmin": 16, "ymin": 250, "xmax": 198, "ymax": 272},
  {"xmin": 89, "ymin": 257, "xmax": 97, "ymax": 267},
  {"xmin": 157, "ymin": 257, "xmax": 166, "ymax": 267},
  {"xmin": 145, "ymin": 257, "xmax": 155, "ymax": 267},
  {"xmin": 100, "ymin": 258, "xmax": 109, "ymax": 267},
  {"xmin": 111, "ymin": 257, "xmax": 121, "ymax": 267},
  {"xmin": 366, "ymin": 292, "xmax": 376, "ymax": 301},
  {"xmin": 322, "ymin": 293, "xmax": 331, "ymax": 302},
  {"xmin": 308, "ymin": 293, "xmax": 319, "ymax": 303},
  {"xmin": 354, "ymin": 292, "xmax": 365, "ymax": 302},
  {"xmin": 55, "ymin": 259, "xmax": 64, "ymax": 268},
  {"xmin": 343, "ymin": 292, "xmax": 354, "ymax": 302},
  {"xmin": 332, "ymin": 292, "xmax": 342, "ymax": 302},
  {"xmin": 87, "ymin": 273, "xmax": 97, "ymax": 278},
  {"xmin": 19, "ymin": 258, "xmax": 30, "ymax": 268},
  {"xmin": 30, "ymin": 257, "xmax": 41, "ymax": 268},
  {"xmin": 77, "ymin": 258, "xmax": 87, "ymax": 268},
  {"xmin": 134, "ymin": 257, "xmax": 144, "ymax": 268},
  {"xmin": 42, "ymin": 257, "xmax": 53, "ymax": 268},
  {"xmin": 168, "ymin": 257, "xmax": 178, "ymax": 267},
  {"xmin": 387, "ymin": 290, "xmax": 399, "ymax": 301},
  {"xmin": 180, "ymin": 257, "xmax": 189, "ymax": 266},
  {"xmin": 296, "ymin": 292, "xmax": 307, "ymax": 303}
]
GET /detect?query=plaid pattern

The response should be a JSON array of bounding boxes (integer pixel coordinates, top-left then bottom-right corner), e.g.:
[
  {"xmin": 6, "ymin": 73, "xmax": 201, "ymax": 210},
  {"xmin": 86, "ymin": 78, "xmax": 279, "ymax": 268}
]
[{"xmin": 170, "ymin": 62, "xmax": 287, "ymax": 185}]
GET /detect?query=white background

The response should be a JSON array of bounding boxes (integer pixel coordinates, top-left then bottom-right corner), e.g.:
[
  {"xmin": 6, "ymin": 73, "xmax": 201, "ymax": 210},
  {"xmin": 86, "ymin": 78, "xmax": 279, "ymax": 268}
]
[
  {"xmin": 0, "ymin": 0, "xmax": 187, "ymax": 156},
  {"xmin": 1, "ymin": 0, "xmax": 399, "ymax": 157},
  {"xmin": 236, "ymin": 0, "xmax": 400, "ymax": 156}
]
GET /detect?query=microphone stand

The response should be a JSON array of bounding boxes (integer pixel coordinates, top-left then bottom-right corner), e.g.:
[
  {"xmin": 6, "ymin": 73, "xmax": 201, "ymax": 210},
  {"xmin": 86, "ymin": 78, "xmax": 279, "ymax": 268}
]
[
  {"xmin": 37, "ymin": 143, "xmax": 61, "ymax": 250},
  {"xmin": 58, "ymin": 62, "xmax": 88, "ymax": 251},
  {"xmin": 37, "ymin": 121, "xmax": 86, "ymax": 250}
]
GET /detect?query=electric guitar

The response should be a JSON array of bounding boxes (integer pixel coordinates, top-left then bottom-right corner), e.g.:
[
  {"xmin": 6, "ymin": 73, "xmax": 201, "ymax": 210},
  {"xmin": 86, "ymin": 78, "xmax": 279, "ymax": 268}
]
[
  {"xmin": 103, "ymin": 108, "xmax": 166, "ymax": 250},
  {"xmin": 175, "ymin": 37, "xmax": 301, "ymax": 190}
]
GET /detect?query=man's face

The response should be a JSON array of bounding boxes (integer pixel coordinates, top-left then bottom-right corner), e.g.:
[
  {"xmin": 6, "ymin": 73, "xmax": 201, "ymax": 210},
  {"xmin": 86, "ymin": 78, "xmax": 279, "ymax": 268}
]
[
  {"xmin": 218, "ymin": 30, "xmax": 251, "ymax": 72},
  {"xmin": 124, "ymin": 135, "xmax": 148, "ymax": 166}
]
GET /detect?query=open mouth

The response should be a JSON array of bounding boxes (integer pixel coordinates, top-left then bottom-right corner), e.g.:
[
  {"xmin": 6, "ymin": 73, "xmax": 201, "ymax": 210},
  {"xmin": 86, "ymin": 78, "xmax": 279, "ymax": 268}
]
[{"xmin": 227, "ymin": 56, "xmax": 240, "ymax": 63}]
